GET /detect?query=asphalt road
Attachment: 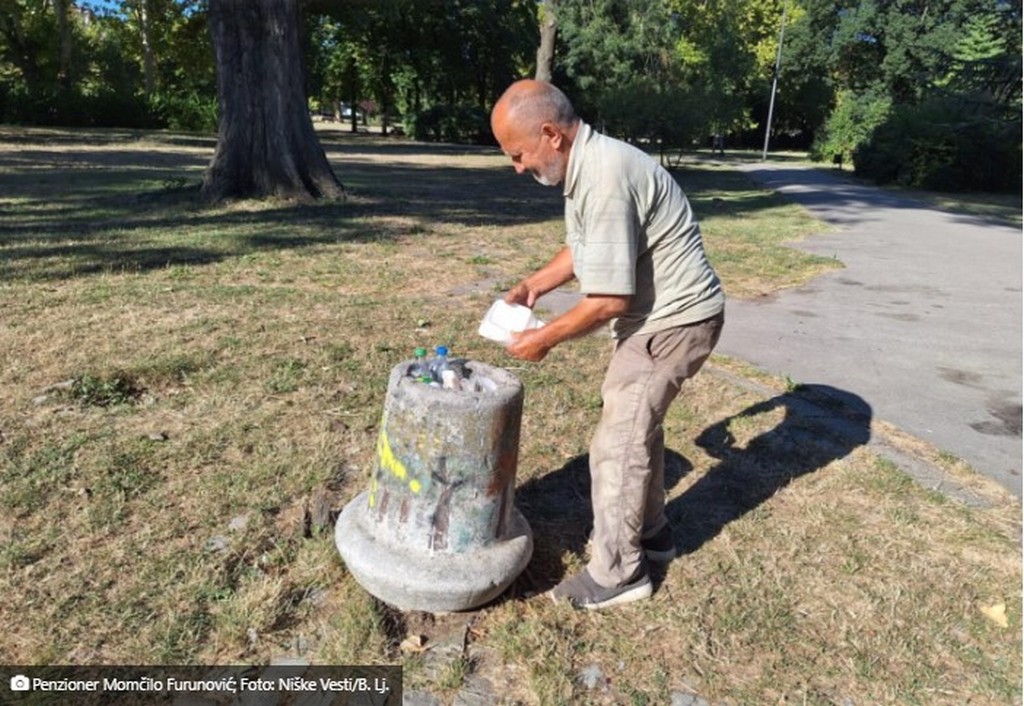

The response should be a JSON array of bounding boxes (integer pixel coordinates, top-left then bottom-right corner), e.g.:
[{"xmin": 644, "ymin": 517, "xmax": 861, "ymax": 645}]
[{"xmin": 717, "ymin": 162, "xmax": 1022, "ymax": 495}]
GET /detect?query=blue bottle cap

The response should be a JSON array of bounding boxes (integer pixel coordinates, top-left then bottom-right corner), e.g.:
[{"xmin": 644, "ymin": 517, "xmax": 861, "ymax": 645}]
[{"xmin": 436, "ymin": 345, "xmax": 449, "ymax": 356}]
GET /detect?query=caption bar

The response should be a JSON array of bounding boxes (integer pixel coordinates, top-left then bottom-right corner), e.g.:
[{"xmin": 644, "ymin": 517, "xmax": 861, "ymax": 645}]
[{"xmin": 2, "ymin": 665, "xmax": 401, "ymax": 705}]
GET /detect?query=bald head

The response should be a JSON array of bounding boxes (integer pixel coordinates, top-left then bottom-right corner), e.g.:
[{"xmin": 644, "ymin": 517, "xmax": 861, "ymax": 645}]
[
  {"xmin": 491, "ymin": 80, "xmax": 579, "ymax": 187},
  {"xmin": 492, "ymin": 79, "xmax": 578, "ymax": 137}
]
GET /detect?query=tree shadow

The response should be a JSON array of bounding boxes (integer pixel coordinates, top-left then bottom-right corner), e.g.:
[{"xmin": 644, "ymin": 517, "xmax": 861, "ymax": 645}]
[
  {"xmin": 738, "ymin": 165, "xmax": 1022, "ymax": 231},
  {"xmin": 0, "ymin": 128, "xmax": 810, "ymax": 282},
  {"xmin": 511, "ymin": 383, "xmax": 871, "ymax": 593}
]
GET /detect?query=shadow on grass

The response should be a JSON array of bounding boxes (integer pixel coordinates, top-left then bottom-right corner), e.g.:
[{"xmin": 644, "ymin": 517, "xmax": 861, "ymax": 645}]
[
  {"xmin": 0, "ymin": 132, "xmax": 571, "ymax": 281},
  {"xmin": 0, "ymin": 129, "xmax": 804, "ymax": 282},
  {"xmin": 515, "ymin": 449, "xmax": 692, "ymax": 594},
  {"xmin": 514, "ymin": 384, "xmax": 871, "ymax": 593},
  {"xmin": 675, "ymin": 384, "xmax": 871, "ymax": 553}
]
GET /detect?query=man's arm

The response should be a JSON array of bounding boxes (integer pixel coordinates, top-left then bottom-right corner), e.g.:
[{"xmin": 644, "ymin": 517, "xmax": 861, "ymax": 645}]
[
  {"xmin": 506, "ymin": 293, "xmax": 629, "ymax": 362},
  {"xmin": 504, "ymin": 246, "xmax": 576, "ymax": 308}
]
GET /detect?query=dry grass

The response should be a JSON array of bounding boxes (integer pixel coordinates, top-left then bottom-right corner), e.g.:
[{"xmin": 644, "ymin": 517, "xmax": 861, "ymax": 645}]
[{"xmin": 0, "ymin": 126, "xmax": 1019, "ymax": 704}]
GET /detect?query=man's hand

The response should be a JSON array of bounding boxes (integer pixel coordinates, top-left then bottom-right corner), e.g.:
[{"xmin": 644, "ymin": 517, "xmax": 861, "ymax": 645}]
[
  {"xmin": 502, "ymin": 247, "xmax": 575, "ymax": 310},
  {"xmin": 504, "ymin": 281, "xmax": 538, "ymax": 309},
  {"xmin": 504, "ymin": 293, "xmax": 630, "ymax": 362},
  {"xmin": 506, "ymin": 328, "xmax": 551, "ymax": 362}
]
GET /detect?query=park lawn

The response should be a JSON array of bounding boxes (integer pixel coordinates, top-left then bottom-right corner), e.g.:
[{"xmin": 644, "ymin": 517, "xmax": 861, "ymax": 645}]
[{"xmin": 0, "ymin": 126, "xmax": 1019, "ymax": 704}]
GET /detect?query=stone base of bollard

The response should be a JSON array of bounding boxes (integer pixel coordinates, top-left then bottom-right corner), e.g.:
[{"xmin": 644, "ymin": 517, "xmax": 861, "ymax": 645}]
[
  {"xmin": 336, "ymin": 492, "xmax": 533, "ymax": 612},
  {"xmin": 335, "ymin": 359, "xmax": 533, "ymax": 612}
]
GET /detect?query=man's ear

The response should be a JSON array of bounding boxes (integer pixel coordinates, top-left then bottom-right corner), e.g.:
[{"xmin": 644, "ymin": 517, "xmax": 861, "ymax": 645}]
[{"xmin": 541, "ymin": 122, "xmax": 562, "ymax": 149}]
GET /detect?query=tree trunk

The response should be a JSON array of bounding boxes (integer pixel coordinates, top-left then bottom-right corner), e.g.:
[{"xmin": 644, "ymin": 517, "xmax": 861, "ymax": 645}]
[
  {"xmin": 379, "ymin": 54, "xmax": 391, "ymax": 137},
  {"xmin": 138, "ymin": 0, "xmax": 157, "ymax": 96},
  {"xmin": 535, "ymin": 0, "xmax": 557, "ymax": 82},
  {"xmin": 201, "ymin": 0, "xmax": 344, "ymax": 203},
  {"xmin": 55, "ymin": 0, "xmax": 73, "ymax": 91},
  {"xmin": 348, "ymin": 62, "xmax": 359, "ymax": 133}
]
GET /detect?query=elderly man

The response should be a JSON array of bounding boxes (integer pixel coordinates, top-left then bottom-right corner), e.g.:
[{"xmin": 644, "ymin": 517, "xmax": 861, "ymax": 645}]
[{"xmin": 491, "ymin": 79, "xmax": 725, "ymax": 609}]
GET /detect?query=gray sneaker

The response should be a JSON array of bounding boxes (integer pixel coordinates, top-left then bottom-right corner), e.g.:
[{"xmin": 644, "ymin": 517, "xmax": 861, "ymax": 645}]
[{"xmin": 549, "ymin": 567, "xmax": 652, "ymax": 610}]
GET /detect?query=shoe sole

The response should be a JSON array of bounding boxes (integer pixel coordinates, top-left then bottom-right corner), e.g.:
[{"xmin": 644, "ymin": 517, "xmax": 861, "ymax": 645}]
[
  {"xmin": 548, "ymin": 579, "xmax": 653, "ymax": 610},
  {"xmin": 582, "ymin": 580, "xmax": 653, "ymax": 610}
]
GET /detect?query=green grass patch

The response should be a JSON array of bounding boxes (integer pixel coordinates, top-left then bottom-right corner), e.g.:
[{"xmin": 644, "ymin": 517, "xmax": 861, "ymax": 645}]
[{"xmin": 69, "ymin": 372, "xmax": 145, "ymax": 407}]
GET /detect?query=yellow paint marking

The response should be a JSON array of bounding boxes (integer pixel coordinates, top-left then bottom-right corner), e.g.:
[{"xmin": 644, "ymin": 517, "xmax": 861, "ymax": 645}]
[{"xmin": 376, "ymin": 427, "xmax": 408, "ymax": 481}]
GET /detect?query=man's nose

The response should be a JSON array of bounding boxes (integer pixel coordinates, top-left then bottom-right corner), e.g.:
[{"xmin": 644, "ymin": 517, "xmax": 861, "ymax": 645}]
[{"xmin": 513, "ymin": 163, "xmax": 526, "ymax": 175}]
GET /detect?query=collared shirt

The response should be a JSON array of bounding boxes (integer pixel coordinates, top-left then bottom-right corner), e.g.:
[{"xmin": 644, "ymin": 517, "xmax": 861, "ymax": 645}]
[{"xmin": 562, "ymin": 122, "xmax": 725, "ymax": 339}]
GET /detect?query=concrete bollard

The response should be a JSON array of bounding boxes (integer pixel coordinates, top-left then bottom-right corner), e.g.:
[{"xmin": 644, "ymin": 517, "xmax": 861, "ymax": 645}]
[{"xmin": 335, "ymin": 359, "xmax": 533, "ymax": 612}]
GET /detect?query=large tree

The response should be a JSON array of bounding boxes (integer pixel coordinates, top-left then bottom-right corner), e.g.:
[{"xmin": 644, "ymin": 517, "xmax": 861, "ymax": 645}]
[{"xmin": 201, "ymin": 0, "xmax": 343, "ymax": 203}]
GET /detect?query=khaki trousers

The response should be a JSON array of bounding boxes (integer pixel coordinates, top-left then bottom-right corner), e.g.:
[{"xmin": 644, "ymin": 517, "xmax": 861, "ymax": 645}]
[{"xmin": 587, "ymin": 313, "xmax": 724, "ymax": 586}]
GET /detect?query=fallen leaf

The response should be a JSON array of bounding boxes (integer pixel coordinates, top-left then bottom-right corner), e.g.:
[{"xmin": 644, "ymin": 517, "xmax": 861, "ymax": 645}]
[
  {"xmin": 979, "ymin": 601, "xmax": 1008, "ymax": 628},
  {"xmin": 399, "ymin": 634, "xmax": 429, "ymax": 653}
]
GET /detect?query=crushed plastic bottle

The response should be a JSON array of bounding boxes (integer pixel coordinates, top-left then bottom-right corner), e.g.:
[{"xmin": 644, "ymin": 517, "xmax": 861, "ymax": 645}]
[{"xmin": 441, "ymin": 369, "xmax": 461, "ymax": 391}]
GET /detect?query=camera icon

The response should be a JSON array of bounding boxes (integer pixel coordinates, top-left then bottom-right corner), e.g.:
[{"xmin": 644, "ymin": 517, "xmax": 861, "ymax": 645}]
[{"xmin": 10, "ymin": 675, "xmax": 31, "ymax": 691}]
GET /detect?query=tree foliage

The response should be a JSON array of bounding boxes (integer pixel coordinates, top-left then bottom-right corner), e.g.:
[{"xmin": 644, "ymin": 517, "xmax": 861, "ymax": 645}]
[
  {"xmin": 0, "ymin": 0, "xmax": 214, "ymax": 128},
  {"xmin": 0, "ymin": 0, "xmax": 1018, "ymax": 191},
  {"xmin": 304, "ymin": 0, "xmax": 535, "ymax": 142},
  {"xmin": 777, "ymin": 0, "xmax": 1020, "ymax": 190}
]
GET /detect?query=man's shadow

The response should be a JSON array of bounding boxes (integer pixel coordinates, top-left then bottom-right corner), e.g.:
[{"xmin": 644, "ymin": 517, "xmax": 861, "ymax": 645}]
[{"xmin": 513, "ymin": 384, "xmax": 872, "ymax": 593}]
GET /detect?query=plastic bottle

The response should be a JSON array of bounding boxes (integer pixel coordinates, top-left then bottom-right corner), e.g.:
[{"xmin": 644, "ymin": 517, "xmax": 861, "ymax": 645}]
[
  {"xmin": 409, "ymin": 347, "xmax": 430, "ymax": 380},
  {"xmin": 431, "ymin": 345, "xmax": 462, "ymax": 390},
  {"xmin": 429, "ymin": 345, "xmax": 448, "ymax": 377}
]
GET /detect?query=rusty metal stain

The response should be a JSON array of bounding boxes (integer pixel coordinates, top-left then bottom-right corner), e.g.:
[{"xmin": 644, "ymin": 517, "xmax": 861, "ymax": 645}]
[
  {"xmin": 487, "ymin": 408, "xmax": 520, "ymax": 496},
  {"xmin": 429, "ymin": 457, "xmax": 451, "ymax": 551},
  {"xmin": 429, "ymin": 488, "xmax": 452, "ymax": 551},
  {"xmin": 494, "ymin": 479, "xmax": 510, "ymax": 539}
]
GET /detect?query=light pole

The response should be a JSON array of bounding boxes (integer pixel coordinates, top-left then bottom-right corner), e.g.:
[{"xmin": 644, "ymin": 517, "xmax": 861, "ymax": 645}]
[{"xmin": 762, "ymin": 2, "xmax": 788, "ymax": 161}]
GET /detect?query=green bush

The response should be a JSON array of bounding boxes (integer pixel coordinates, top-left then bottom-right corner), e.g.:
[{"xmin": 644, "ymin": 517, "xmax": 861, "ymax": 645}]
[
  {"xmin": 0, "ymin": 84, "xmax": 156, "ymax": 128},
  {"xmin": 0, "ymin": 83, "xmax": 217, "ymax": 132},
  {"xmin": 854, "ymin": 96, "xmax": 1022, "ymax": 193},
  {"xmin": 148, "ymin": 92, "xmax": 218, "ymax": 132},
  {"xmin": 811, "ymin": 87, "xmax": 892, "ymax": 165},
  {"xmin": 600, "ymin": 83, "xmax": 702, "ymax": 150},
  {"xmin": 404, "ymin": 103, "xmax": 490, "ymax": 144},
  {"xmin": 83, "ymin": 89, "xmax": 156, "ymax": 128}
]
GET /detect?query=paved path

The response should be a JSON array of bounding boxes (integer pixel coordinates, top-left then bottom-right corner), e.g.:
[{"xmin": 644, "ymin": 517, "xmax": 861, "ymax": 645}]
[{"xmin": 717, "ymin": 163, "xmax": 1021, "ymax": 494}]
